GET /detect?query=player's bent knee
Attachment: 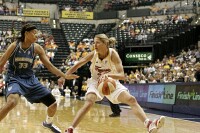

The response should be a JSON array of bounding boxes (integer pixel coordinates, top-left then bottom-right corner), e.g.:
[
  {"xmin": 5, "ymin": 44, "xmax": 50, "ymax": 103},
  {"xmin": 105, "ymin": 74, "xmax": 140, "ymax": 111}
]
[
  {"xmin": 126, "ymin": 96, "xmax": 137, "ymax": 105},
  {"xmin": 49, "ymin": 102, "xmax": 57, "ymax": 109},
  {"xmin": 40, "ymin": 93, "xmax": 56, "ymax": 107},
  {"xmin": 85, "ymin": 99, "xmax": 95, "ymax": 107}
]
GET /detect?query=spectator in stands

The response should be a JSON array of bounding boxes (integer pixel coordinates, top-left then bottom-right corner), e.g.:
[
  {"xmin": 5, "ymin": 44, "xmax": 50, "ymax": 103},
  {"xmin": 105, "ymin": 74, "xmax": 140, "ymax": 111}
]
[
  {"xmin": 139, "ymin": 75, "xmax": 147, "ymax": 83},
  {"xmin": 47, "ymin": 51, "xmax": 55, "ymax": 62},
  {"xmin": 0, "ymin": 5, "xmax": 4, "ymax": 15},
  {"xmin": 41, "ymin": 17, "xmax": 49, "ymax": 24},
  {"xmin": 17, "ymin": 4, "xmax": 23, "ymax": 16},
  {"xmin": 43, "ymin": 79, "xmax": 50, "ymax": 89},
  {"xmin": 60, "ymin": 63, "xmax": 67, "ymax": 72},
  {"xmin": 51, "ymin": 85, "xmax": 61, "ymax": 97},
  {"xmin": 68, "ymin": 40, "xmax": 76, "ymax": 50},
  {"xmin": 194, "ymin": 63, "xmax": 200, "ymax": 81},
  {"xmin": 147, "ymin": 75, "xmax": 157, "ymax": 83},
  {"xmin": 162, "ymin": 4, "xmax": 169, "ymax": 15},
  {"xmin": 33, "ymin": 56, "xmax": 44, "ymax": 72},
  {"xmin": 49, "ymin": 80, "xmax": 56, "ymax": 91},
  {"xmin": 150, "ymin": 5, "xmax": 159, "ymax": 15},
  {"xmin": 104, "ymin": 2, "xmax": 112, "ymax": 11},
  {"xmin": 193, "ymin": 0, "xmax": 197, "ymax": 7},
  {"xmin": 129, "ymin": 28, "xmax": 136, "ymax": 38},
  {"xmin": 81, "ymin": 78, "xmax": 87, "ymax": 97}
]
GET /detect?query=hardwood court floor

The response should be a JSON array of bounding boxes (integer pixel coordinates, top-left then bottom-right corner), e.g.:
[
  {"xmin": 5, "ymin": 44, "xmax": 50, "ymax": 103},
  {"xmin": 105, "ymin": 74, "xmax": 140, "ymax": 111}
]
[{"xmin": 0, "ymin": 96, "xmax": 200, "ymax": 133}]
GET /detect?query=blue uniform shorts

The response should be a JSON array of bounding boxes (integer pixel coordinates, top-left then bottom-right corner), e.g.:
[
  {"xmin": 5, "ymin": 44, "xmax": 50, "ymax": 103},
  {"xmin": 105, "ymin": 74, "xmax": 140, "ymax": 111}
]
[{"xmin": 6, "ymin": 75, "xmax": 51, "ymax": 103}]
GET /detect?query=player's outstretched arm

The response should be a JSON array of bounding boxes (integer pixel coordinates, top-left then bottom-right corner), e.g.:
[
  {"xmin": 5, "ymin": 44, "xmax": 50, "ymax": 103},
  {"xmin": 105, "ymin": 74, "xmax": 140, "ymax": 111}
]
[
  {"xmin": 35, "ymin": 43, "xmax": 79, "ymax": 80},
  {"xmin": 58, "ymin": 51, "xmax": 94, "ymax": 86},
  {"xmin": 66, "ymin": 51, "xmax": 94, "ymax": 75}
]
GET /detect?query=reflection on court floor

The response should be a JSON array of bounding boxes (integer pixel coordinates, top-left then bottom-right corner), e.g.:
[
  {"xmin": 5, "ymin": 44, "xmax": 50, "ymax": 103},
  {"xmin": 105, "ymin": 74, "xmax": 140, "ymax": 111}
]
[{"xmin": 0, "ymin": 96, "xmax": 200, "ymax": 133}]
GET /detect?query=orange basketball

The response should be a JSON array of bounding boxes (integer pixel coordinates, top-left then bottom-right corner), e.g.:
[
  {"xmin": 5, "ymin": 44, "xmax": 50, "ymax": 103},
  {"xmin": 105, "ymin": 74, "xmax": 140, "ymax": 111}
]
[{"xmin": 97, "ymin": 77, "xmax": 116, "ymax": 95}]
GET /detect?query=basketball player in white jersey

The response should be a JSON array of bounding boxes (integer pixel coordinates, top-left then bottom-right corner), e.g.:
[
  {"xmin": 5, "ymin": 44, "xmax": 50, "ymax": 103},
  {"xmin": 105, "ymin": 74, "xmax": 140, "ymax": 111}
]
[{"xmin": 58, "ymin": 34, "xmax": 165, "ymax": 133}]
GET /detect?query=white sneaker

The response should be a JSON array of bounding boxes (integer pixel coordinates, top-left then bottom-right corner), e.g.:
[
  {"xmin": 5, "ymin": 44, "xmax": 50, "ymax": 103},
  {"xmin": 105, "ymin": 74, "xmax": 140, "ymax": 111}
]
[
  {"xmin": 65, "ymin": 127, "xmax": 73, "ymax": 133},
  {"xmin": 148, "ymin": 116, "xmax": 165, "ymax": 133}
]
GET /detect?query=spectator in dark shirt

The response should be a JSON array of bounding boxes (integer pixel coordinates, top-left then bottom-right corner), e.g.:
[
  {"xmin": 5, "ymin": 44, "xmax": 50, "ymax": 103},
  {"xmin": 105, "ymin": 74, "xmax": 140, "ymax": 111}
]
[{"xmin": 194, "ymin": 63, "xmax": 200, "ymax": 81}]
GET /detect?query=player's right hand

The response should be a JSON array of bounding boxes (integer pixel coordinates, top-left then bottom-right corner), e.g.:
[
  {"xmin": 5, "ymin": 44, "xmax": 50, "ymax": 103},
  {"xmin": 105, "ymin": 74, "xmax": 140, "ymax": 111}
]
[
  {"xmin": 58, "ymin": 77, "xmax": 65, "ymax": 87},
  {"xmin": 64, "ymin": 74, "xmax": 79, "ymax": 80}
]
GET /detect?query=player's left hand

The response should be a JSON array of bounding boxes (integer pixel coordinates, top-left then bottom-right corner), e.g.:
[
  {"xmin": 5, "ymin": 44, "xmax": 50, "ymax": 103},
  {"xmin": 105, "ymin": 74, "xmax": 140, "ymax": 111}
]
[{"xmin": 99, "ymin": 74, "xmax": 108, "ymax": 83}]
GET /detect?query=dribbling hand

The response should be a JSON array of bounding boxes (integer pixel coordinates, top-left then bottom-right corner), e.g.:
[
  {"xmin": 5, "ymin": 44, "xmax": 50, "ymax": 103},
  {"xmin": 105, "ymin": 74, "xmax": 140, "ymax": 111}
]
[{"xmin": 99, "ymin": 74, "xmax": 108, "ymax": 83}]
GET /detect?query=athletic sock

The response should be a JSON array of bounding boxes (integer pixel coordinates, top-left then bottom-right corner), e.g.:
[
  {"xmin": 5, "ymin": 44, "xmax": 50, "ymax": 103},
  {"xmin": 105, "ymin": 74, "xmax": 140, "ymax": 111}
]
[
  {"xmin": 144, "ymin": 119, "xmax": 151, "ymax": 128},
  {"xmin": 46, "ymin": 116, "xmax": 54, "ymax": 124},
  {"xmin": 69, "ymin": 126, "xmax": 74, "ymax": 129}
]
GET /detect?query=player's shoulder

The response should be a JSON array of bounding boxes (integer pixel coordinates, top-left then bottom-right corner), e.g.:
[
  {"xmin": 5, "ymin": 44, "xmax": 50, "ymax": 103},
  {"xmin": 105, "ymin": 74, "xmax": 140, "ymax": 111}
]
[
  {"xmin": 7, "ymin": 41, "xmax": 18, "ymax": 50},
  {"xmin": 33, "ymin": 43, "xmax": 44, "ymax": 54},
  {"xmin": 109, "ymin": 48, "xmax": 117, "ymax": 53},
  {"xmin": 109, "ymin": 48, "xmax": 118, "ymax": 56},
  {"xmin": 33, "ymin": 43, "xmax": 41, "ymax": 48},
  {"xmin": 34, "ymin": 43, "xmax": 44, "ymax": 50}
]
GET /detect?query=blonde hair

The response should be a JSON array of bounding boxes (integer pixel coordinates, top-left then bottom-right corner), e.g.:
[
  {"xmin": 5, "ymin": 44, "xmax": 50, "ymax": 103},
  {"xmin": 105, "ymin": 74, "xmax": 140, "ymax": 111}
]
[{"xmin": 95, "ymin": 34, "xmax": 117, "ymax": 48}]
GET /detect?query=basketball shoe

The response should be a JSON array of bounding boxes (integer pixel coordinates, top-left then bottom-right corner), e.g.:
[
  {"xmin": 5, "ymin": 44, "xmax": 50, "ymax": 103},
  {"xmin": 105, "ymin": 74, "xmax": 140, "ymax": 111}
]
[
  {"xmin": 42, "ymin": 121, "xmax": 61, "ymax": 133},
  {"xmin": 65, "ymin": 127, "xmax": 73, "ymax": 133},
  {"xmin": 147, "ymin": 116, "xmax": 165, "ymax": 133}
]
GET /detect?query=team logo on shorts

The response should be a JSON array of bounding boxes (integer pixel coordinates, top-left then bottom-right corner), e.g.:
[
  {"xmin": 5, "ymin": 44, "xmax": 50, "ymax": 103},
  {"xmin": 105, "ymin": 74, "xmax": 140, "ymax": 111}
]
[{"xmin": 8, "ymin": 86, "xmax": 12, "ymax": 91}]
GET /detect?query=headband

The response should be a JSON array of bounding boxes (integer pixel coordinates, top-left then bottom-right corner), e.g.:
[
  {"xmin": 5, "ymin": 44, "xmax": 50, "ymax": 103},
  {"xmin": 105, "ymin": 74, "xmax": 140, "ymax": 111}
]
[{"xmin": 25, "ymin": 26, "xmax": 37, "ymax": 31}]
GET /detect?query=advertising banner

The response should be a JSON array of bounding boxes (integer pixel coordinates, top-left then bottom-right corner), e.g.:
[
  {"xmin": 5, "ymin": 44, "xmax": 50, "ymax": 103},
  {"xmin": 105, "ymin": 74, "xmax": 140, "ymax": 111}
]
[
  {"xmin": 176, "ymin": 84, "xmax": 200, "ymax": 107},
  {"xmin": 162, "ymin": 84, "xmax": 176, "ymax": 104},
  {"xmin": 128, "ymin": 84, "xmax": 148, "ymax": 102},
  {"xmin": 125, "ymin": 52, "xmax": 153, "ymax": 62},
  {"xmin": 176, "ymin": 85, "xmax": 192, "ymax": 106},
  {"xmin": 61, "ymin": 11, "xmax": 93, "ymax": 19},
  {"xmin": 189, "ymin": 85, "xmax": 200, "ymax": 107},
  {"xmin": 17, "ymin": 9, "xmax": 49, "ymax": 17},
  {"xmin": 148, "ymin": 85, "xmax": 164, "ymax": 103}
]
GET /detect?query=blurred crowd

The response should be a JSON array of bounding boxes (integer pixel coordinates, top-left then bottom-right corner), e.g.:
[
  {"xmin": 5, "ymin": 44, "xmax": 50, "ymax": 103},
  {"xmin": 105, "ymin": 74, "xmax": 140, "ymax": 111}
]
[{"xmin": 124, "ymin": 47, "xmax": 200, "ymax": 84}]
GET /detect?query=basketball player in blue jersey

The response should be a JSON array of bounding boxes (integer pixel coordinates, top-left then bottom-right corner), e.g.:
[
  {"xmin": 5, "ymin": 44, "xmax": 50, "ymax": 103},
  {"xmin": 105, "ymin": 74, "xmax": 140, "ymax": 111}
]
[
  {"xmin": 0, "ymin": 23, "xmax": 79, "ymax": 133},
  {"xmin": 59, "ymin": 34, "xmax": 165, "ymax": 133}
]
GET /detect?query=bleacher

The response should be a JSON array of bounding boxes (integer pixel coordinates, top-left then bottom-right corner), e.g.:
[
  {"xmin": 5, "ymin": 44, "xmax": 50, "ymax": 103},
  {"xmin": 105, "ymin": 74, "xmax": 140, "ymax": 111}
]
[
  {"xmin": 0, "ymin": 0, "xmax": 199, "ymax": 81},
  {"xmin": 61, "ymin": 23, "xmax": 95, "ymax": 44},
  {"xmin": 19, "ymin": 0, "xmax": 98, "ymax": 12}
]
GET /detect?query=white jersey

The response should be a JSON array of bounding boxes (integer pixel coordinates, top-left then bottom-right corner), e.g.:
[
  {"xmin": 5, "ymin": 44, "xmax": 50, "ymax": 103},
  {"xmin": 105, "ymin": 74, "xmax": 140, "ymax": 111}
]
[
  {"xmin": 90, "ymin": 48, "xmax": 117, "ymax": 81},
  {"xmin": 86, "ymin": 48, "xmax": 128, "ymax": 104}
]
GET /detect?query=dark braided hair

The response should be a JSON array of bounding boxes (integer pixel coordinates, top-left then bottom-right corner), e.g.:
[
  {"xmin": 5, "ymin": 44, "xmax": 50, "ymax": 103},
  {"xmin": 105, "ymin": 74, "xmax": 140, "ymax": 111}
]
[{"xmin": 17, "ymin": 23, "xmax": 37, "ymax": 42}]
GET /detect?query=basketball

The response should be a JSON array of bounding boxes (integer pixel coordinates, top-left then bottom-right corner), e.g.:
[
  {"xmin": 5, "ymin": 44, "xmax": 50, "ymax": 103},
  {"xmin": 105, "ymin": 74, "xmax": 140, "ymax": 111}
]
[{"xmin": 97, "ymin": 77, "xmax": 116, "ymax": 95}]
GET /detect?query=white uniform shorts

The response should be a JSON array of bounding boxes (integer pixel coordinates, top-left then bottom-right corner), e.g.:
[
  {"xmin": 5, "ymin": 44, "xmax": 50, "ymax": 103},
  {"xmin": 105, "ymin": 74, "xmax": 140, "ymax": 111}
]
[{"xmin": 85, "ymin": 78, "xmax": 128, "ymax": 104}]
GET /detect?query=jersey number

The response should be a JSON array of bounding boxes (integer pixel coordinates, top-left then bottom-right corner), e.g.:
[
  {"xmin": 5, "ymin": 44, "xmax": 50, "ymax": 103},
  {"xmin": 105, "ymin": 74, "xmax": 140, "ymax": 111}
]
[{"xmin": 19, "ymin": 63, "xmax": 28, "ymax": 69}]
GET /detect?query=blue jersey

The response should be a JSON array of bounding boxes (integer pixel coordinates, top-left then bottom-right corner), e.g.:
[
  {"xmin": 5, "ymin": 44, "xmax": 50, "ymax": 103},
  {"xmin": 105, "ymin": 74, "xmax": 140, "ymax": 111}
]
[
  {"xmin": 7, "ymin": 41, "xmax": 35, "ymax": 78},
  {"xmin": 5, "ymin": 41, "xmax": 52, "ymax": 103}
]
